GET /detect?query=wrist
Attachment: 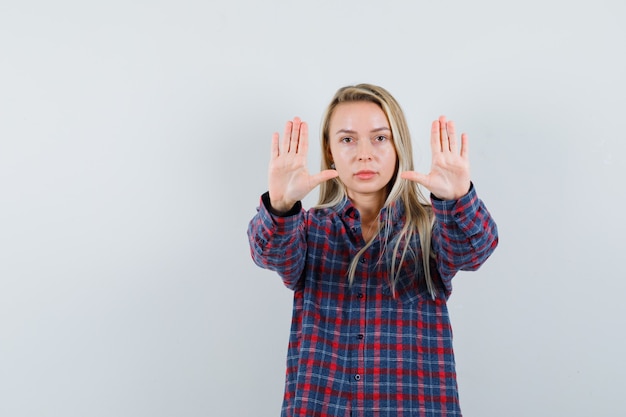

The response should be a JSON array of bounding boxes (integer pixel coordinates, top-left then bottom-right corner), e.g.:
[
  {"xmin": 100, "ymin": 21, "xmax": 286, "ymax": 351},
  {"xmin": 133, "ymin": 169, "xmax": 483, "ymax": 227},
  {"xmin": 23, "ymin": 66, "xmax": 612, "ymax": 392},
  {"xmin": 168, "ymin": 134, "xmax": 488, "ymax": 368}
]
[
  {"xmin": 263, "ymin": 192, "xmax": 300, "ymax": 217},
  {"xmin": 269, "ymin": 199, "xmax": 294, "ymax": 214}
]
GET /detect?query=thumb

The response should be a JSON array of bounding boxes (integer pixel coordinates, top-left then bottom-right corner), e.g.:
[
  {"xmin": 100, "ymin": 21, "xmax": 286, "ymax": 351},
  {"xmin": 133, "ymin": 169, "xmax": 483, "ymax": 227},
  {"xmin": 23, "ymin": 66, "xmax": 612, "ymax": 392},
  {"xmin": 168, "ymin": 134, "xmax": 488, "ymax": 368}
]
[
  {"xmin": 310, "ymin": 169, "xmax": 340, "ymax": 188},
  {"xmin": 400, "ymin": 171, "xmax": 428, "ymax": 186}
]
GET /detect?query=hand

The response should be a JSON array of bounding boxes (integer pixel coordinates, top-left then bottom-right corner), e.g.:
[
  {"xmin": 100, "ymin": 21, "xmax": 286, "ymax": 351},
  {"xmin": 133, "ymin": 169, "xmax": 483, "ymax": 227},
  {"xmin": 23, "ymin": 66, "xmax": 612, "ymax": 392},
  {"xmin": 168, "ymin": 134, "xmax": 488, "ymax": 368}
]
[
  {"xmin": 401, "ymin": 116, "xmax": 471, "ymax": 200},
  {"xmin": 268, "ymin": 117, "xmax": 339, "ymax": 212}
]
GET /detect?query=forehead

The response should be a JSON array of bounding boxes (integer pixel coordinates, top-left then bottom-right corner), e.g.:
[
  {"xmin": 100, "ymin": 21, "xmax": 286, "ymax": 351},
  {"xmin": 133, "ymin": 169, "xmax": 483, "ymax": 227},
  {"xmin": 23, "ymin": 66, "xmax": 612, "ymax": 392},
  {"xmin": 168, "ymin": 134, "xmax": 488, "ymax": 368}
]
[{"xmin": 329, "ymin": 101, "xmax": 390, "ymax": 131}]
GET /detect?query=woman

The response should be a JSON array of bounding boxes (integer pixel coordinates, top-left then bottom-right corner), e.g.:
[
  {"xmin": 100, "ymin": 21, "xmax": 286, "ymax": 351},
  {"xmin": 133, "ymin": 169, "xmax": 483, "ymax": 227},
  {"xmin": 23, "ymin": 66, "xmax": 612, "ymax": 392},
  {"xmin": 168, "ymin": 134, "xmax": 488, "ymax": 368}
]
[{"xmin": 247, "ymin": 83, "xmax": 498, "ymax": 416}]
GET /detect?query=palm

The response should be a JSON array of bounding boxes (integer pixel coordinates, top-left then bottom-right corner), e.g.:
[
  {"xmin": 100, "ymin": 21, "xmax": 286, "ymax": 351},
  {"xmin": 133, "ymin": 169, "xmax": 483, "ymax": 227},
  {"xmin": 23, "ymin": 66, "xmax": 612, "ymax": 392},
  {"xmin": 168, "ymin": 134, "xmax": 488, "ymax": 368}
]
[
  {"xmin": 268, "ymin": 118, "xmax": 338, "ymax": 212},
  {"xmin": 401, "ymin": 116, "xmax": 471, "ymax": 200}
]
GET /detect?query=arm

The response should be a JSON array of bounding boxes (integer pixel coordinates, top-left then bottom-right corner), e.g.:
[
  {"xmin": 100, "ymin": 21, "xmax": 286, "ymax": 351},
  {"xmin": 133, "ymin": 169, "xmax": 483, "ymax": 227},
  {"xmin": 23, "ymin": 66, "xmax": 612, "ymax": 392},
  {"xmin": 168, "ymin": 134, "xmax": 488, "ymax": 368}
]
[
  {"xmin": 247, "ymin": 193, "xmax": 307, "ymax": 290},
  {"xmin": 247, "ymin": 117, "xmax": 338, "ymax": 289},
  {"xmin": 401, "ymin": 116, "xmax": 498, "ymax": 288},
  {"xmin": 430, "ymin": 184, "xmax": 499, "ymax": 288}
]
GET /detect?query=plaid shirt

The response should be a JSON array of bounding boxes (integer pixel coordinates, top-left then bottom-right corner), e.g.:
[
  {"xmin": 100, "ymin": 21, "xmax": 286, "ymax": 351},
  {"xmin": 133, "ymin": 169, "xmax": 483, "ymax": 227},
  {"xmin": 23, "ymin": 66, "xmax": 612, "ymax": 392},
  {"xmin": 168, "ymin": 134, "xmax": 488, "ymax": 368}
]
[{"xmin": 247, "ymin": 185, "xmax": 498, "ymax": 417}]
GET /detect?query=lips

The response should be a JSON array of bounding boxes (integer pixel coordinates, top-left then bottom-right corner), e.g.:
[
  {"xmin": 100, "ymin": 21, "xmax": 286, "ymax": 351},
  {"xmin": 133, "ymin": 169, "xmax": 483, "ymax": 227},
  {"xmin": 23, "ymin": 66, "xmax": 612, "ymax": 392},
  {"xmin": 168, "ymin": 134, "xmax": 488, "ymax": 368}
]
[{"xmin": 354, "ymin": 170, "xmax": 377, "ymax": 180}]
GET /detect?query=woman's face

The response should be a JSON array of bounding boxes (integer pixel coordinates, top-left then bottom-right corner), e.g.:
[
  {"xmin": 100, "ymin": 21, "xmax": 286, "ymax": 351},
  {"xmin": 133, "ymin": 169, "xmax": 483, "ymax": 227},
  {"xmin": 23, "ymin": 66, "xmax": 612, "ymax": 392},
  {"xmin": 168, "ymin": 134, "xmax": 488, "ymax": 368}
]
[{"xmin": 328, "ymin": 101, "xmax": 397, "ymax": 202}]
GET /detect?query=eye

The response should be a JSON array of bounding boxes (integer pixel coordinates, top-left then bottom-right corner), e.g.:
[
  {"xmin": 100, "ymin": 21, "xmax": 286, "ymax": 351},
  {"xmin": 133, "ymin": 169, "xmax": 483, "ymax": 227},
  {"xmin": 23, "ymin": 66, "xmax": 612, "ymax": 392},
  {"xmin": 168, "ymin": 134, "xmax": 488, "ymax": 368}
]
[
  {"xmin": 340, "ymin": 136, "xmax": 354, "ymax": 143},
  {"xmin": 374, "ymin": 135, "xmax": 388, "ymax": 142}
]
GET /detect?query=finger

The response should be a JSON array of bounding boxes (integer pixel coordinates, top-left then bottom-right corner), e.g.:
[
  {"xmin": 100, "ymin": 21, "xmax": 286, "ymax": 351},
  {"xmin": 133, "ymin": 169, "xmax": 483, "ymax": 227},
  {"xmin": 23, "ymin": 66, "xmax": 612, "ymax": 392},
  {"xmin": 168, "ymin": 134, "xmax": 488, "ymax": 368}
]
[
  {"xmin": 439, "ymin": 115, "xmax": 449, "ymax": 152},
  {"xmin": 271, "ymin": 132, "xmax": 280, "ymax": 159},
  {"xmin": 297, "ymin": 121, "xmax": 308, "ymax": 155},
  {"xmin": 310, "ymin": 169, "xmax": 340, "ymax": 187},
  {"xmin": 460, "ymin": 132, "xmax": 469, "ymax": 159},
  {"xmin": 289, "ymin": 117, "xmax": 301, "ymax": 153},
  {"xmin": 430, "ymin": 120, "xmax": 441, "ymax": 153},
  {"xmin": 400, "ymin": 171, "xmax": 429, "ymax": 187},
  {"xmin": 282, "ymin": 120, "xmax": 293, "ymax": 154},
  {"xmin": 447, "ymin": 120, "xmax": 458, "ymax": 154}
]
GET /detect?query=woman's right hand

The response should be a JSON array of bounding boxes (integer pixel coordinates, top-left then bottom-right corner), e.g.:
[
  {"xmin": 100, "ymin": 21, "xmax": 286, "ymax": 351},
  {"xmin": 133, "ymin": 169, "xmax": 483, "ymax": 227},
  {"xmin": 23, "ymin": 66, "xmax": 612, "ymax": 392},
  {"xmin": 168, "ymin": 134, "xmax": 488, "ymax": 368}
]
[{"xmin": 268, "ymin": 117, "xmax": 339, "ymax": 213}]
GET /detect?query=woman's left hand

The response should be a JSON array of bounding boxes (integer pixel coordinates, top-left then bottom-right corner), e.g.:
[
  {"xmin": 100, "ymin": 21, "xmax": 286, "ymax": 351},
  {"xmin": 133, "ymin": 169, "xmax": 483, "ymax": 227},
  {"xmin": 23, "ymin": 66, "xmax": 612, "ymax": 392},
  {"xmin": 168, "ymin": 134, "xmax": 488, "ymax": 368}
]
[{"xmin": 401, "ymin": 115, "xmax": 471, "ymax": 200}]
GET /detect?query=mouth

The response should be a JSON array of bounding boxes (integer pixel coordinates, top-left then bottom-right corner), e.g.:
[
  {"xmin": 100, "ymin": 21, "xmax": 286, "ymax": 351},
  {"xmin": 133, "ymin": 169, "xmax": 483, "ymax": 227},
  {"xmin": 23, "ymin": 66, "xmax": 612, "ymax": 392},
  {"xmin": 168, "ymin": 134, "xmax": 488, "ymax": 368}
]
[{"xmin": 354, "ymin": 170, "xmax": 377, "ymax": 180}]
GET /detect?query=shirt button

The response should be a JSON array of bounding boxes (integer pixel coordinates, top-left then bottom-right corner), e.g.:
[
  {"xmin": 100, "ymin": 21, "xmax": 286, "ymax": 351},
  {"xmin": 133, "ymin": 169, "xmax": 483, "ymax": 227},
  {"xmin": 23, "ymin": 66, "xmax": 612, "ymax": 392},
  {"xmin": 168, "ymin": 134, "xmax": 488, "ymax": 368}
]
[
  {"xmin": 360, "ymin": 257, "xmax": 366, "ymax": 263},
  {"xmin": 354, "ymin": 374, "xmax": 361, "ymax": 381},
  {"xmin": 357, "ymin": 293, "xmax": 364, "ymax": 299},
  {"xmin": 357, "ymin": 334, "xmax": 364, "ymax": 340}
]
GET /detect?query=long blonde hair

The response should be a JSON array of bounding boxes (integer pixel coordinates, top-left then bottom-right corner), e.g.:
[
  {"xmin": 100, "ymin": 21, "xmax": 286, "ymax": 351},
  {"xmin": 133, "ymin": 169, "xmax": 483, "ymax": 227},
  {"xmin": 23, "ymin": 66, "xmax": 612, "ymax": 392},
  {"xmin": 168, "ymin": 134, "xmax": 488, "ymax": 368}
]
[{"xmin": 316, "ymin": 84, "xmax": 437, "ymax": 298}]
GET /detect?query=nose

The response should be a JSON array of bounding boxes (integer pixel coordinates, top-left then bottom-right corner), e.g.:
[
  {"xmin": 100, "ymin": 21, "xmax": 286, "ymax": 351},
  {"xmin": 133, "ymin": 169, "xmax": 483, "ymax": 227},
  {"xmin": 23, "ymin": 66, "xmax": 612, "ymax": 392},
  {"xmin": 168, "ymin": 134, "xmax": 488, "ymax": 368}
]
[{"xmin": 357, "ymin": 140, "xmax": 373, "ymax": 161}]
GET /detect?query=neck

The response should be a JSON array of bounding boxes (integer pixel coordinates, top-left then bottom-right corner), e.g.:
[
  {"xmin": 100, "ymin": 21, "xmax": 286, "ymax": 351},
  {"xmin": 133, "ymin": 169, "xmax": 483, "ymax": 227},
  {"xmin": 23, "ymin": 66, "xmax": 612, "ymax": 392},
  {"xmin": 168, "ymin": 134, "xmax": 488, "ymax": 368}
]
[{"xmin": 348, "ymin": 191, "xmax": 386, "ymax": 227}]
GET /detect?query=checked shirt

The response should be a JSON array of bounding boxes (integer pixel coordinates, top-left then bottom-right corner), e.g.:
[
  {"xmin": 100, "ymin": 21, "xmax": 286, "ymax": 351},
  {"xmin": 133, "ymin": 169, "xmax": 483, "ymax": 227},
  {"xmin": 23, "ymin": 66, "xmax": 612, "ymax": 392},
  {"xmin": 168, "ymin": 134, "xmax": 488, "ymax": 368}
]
[{"xmin": 247, "ymin": 184, "xmax": 498, "ymax": 417}]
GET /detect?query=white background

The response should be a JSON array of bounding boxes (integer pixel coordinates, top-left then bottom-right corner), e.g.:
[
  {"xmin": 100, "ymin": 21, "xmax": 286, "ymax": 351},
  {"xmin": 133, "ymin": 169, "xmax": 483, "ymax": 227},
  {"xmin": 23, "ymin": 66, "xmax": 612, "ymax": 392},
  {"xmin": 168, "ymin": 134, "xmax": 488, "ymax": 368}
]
[{"xmin": 1, "ymin": 1, "xmax": 625, "ymax": 416}]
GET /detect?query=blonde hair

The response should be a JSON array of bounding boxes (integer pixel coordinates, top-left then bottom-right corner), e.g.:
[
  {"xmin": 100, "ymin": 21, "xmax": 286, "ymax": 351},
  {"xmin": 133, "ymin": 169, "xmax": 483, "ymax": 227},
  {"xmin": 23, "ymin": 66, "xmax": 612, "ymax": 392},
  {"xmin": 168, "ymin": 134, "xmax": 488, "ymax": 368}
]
[{"xmin": 316, "ymin": 83, "xmax": 437, "ymax": 298}]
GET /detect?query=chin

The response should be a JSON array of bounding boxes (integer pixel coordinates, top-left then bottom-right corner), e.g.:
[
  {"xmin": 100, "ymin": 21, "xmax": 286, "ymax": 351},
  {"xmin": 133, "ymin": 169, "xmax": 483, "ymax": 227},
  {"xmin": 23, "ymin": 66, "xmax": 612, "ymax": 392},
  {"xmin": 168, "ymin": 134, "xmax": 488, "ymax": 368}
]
[{"xmin": 350, "ymin": 185, "xmax": 387, "ymax": 195}]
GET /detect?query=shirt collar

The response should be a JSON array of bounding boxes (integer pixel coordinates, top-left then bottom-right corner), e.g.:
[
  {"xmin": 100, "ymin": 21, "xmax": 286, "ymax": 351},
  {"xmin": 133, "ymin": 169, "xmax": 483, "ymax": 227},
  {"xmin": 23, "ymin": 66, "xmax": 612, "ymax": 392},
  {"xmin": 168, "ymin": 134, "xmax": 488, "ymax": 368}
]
[{"xmin": 335, "ymin": 197, "xmax": 405, "ymax": 222}]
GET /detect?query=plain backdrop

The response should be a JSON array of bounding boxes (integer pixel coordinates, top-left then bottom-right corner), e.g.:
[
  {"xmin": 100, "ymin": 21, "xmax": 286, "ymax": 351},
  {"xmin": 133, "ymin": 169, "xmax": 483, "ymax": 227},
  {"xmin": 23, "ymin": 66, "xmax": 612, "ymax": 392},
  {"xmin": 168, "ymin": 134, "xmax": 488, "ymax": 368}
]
[{"xmin": 1, "ymin": 1, "xmax": 625, "ymax": 416}]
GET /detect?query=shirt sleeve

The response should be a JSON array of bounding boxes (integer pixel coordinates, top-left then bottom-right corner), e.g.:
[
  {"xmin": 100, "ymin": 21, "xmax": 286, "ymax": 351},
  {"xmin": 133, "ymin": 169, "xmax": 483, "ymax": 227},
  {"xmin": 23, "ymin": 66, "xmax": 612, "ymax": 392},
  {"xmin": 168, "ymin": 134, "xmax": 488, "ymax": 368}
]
[
  {"xmin": 430, "ymin": 183, "xmax": 499, "ymax": 291},
  {"xmin": 246, "ymin": 192, "xmax": 307, "ymax": 290}
]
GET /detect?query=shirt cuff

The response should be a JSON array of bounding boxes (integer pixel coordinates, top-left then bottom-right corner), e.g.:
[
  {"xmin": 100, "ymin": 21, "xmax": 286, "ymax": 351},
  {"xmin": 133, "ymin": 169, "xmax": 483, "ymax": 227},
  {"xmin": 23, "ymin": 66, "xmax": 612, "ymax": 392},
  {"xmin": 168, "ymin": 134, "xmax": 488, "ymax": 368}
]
[
  {"xmin": 261, "ymin": 191, "xmax": 302, "ymax": 217},
  {"xmin": 431, "ymin": 182, "xmax": 480, "ymax": 226}
]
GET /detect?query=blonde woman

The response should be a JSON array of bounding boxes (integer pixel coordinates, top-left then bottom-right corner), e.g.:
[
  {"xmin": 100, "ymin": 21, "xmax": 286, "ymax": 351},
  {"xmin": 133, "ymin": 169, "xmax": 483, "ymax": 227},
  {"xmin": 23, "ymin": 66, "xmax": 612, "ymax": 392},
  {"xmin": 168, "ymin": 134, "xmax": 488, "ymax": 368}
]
[{"xmin": 248, "ymin": 84, "xmax": 498, "ymax": 416}]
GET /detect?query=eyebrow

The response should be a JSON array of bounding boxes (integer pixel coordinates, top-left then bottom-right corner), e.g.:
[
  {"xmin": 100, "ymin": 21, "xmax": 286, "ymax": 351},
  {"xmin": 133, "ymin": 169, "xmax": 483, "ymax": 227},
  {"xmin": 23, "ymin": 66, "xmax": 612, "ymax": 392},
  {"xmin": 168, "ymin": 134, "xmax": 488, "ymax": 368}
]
[{"xmin": 335, "ymin": 127, "xmax": 391, "ymax": 135}]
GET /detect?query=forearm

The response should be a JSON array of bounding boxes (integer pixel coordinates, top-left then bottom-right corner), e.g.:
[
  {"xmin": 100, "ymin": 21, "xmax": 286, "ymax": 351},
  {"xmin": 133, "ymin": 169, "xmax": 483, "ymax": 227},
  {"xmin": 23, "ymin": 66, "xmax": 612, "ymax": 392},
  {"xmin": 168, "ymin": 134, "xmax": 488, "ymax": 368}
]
[
  {"xmin": 431, "ymin": 184, "xmax": 499, "ymax": 281},
  {"xmin": 247, "ymin": 192, "xmax": 307, "ymax": 289}
]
